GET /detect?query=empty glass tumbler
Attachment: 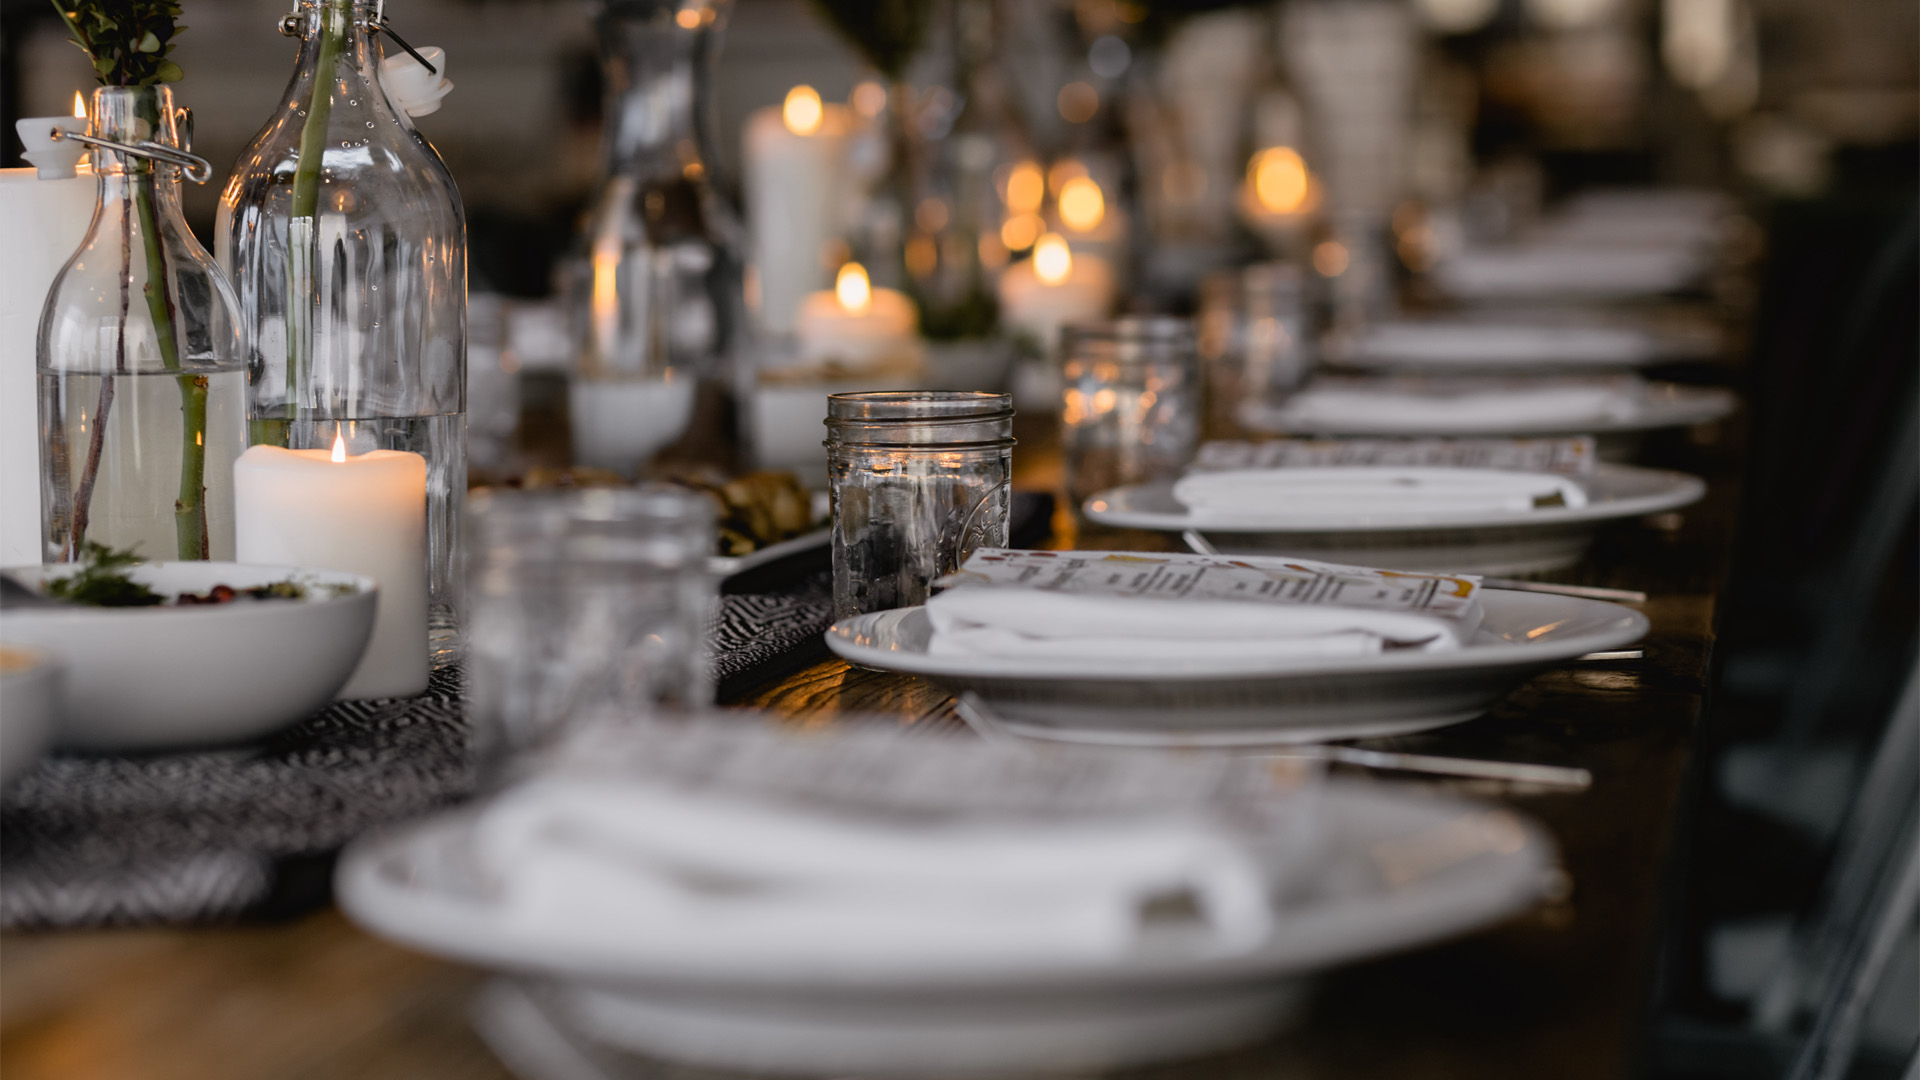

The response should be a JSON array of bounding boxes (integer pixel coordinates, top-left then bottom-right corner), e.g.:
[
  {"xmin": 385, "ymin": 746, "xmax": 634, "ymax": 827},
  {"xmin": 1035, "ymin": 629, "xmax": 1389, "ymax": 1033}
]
[
  {"xmin": 1198, "ymin": 264, "xmax": 1316, "ymax": 440},
  {"xmin": 1060, "ymin": 318, "xmax": 1199, "ymax": 506},
  {"xmin": 466, "ymin": 486, "xmax": 716, "ymax": 768},
  {"xmin": 827, "ymin": 392, "xmax": 1014, "ymax": 621}
]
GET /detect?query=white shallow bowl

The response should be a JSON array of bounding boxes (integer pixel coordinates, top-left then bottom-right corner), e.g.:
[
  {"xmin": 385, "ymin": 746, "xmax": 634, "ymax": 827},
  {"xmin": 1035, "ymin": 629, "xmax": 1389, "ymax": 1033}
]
[
  {"xmin": 0, "ymin": 562, "xmax": 377, "ymax": 751},
  {"xmin": 340, "ymin": 781, "xmax": 1553, "ymax": 1077},
  {"xmin": 0, "ymin": 646, "xmax": 60, "ymax": 786},
  {"xmin": 1084, "ymin": 463, "xmax": 1706, "ymax": 575},
  {"xmin": 826, "ymin": 590, "xmax": 1646, "ymax": 746}
]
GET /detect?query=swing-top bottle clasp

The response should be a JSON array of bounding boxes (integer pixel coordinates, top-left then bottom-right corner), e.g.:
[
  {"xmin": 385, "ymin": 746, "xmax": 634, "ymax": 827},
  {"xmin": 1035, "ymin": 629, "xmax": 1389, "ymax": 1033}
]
[
  {"xmin": 275, "ymin": 0, "xmax": 437, "ymax": 76},
  {"xmin": 47, "ymin": 127, "xmax": 214, "ymax": 184}
]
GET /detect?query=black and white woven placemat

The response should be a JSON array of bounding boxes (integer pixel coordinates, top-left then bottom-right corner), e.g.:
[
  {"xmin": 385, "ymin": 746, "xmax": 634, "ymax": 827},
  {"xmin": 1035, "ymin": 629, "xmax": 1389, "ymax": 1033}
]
[{"xmin": 0, "ymin": 579, "xmax": 837, "ymax": 930}]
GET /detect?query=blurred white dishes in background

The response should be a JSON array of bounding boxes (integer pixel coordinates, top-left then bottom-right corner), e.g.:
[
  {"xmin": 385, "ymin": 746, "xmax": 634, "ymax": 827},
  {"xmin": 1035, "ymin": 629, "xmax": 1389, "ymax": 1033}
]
[
  {"xmin": 0, "ymin": 646, "xmax": 58, "ymax": 787},
  {"xmin": 569, "ymin": 377, "xmax": 698, "ymax": 474},
  {"xmin": 1086, "ymin": 463, "xmax": 1705, "ymax": 575},
  {"xmin": 1433, "ymin": 243, "xmax": 1708, "ymax": 302},
  {"xmin": 1244, "ymin": 376, "xmax": 1735, "ymax": 445},
  {"xmin": 828, "ymin": 589, "xmax": 1646, "ymax": 745},
  {"xmin": 1331, "ymin": 315, "xmax": 1715, "ymax": 372},
  {"xmin": 0, "ymin": 563, "xmax": 376, "ymax": 751},
  {"xmin": 1172, "ymin": 467, "xmax": 1590, "ymax": 525},
  {"xmin": 341, "ymin": 717, "xmax": 1554, "ymax": 1075}
]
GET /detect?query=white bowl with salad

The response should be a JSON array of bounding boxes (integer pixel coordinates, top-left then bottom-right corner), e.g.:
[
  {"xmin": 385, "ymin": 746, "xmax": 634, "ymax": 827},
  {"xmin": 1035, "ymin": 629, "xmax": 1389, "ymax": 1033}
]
[{"xmin": 0, "ymin": 551, "xmax": 377, "ymax": 751}]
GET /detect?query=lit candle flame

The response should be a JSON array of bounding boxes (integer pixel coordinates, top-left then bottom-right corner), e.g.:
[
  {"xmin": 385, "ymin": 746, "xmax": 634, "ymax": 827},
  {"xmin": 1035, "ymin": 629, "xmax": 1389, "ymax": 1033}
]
[
  {"xmin": 783, "ymin": 85, "xmax": 824, "ymax": 136},
  {"xmin": 1033, "ymin": 233, "xmax": 1072, "ymax": 285},
  {"xmin": 1251, "ymin": 147, "xmax": 1310, "ymax": 214},
  {"xmin": 1058, "ymin": 176, "xmax": 1105, "ymax": 232},
  {"xmin": 1005, "ymin": 161, "xmax": 1045, "ymax": 215},
  {"xmin": 331, "ymin": 434, "xmax": 347, "ymax": 463},
  {"xmin": 835, "ymin": 262, "xmax": 872, "ymax": 314},
  {"xmin": 72, "ymin": 92, "xmax": 87, "ymax": 120}
]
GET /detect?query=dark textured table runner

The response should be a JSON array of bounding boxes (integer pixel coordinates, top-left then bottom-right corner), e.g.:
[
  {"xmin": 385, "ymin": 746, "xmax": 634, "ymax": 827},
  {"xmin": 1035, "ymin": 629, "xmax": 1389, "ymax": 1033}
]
[{"xmin": 0, "ymin": 580, "xmax": 835, "ymax": 929}]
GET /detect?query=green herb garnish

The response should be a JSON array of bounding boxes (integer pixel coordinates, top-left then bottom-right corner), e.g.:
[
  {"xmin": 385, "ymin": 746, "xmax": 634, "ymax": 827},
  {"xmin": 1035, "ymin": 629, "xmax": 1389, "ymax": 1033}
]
[{"xmin": 45, "ymin": 542, "xmax": 165, "ymax": 607}]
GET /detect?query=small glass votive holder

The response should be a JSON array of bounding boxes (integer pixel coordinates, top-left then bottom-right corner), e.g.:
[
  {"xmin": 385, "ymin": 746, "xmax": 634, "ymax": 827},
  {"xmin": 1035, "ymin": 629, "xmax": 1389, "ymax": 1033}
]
[
  {"xmin": 1198, "ymin": 263, "xmax": 1317, "ymax": 439},
  {"xmin": 1060, "ymin": 317, "xmax": 1200, "ymax": 507},
  {"xmin": 465, "ymin": 486, "xmax": 716, "ymax": 769},
  {"xmin": 826, "ymin": 391, "xmax": 1015, "ymax": 621}
]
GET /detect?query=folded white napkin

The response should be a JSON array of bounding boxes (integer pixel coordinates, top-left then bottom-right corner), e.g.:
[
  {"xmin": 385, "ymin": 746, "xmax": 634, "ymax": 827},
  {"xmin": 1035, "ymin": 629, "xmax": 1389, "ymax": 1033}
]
[
  {"xmin": 1279, "ymin": 380, "xmax": 1644, "ymax": 434},
  {"xmin": 473, "ymin": 776, "xmax": 1274, "ymax": 969},
  {"xmin": 1351, "ymin": 321, "xmax": 1657, "ymax": 366},
  {"xmin": 1172, "ymin": 467, "xmax": 1589, "ymax": 525},
  {"xmin": 926, "ymin": 551, "xmax": 1484, "ymax": 662},
  {"xmin": 1434, "ymin": 245, "xmax": 1703, "ymax": 301}
]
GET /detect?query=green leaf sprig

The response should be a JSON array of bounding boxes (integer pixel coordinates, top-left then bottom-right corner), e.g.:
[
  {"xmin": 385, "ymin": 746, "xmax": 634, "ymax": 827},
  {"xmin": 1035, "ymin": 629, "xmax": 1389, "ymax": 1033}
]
[
  {"xmin": 44, "ymin": 542, "xmax": 165, "ymax": 607},
  {"xmin": 51, "ymin": 0, "xmax": 186, "ymax": 87}
]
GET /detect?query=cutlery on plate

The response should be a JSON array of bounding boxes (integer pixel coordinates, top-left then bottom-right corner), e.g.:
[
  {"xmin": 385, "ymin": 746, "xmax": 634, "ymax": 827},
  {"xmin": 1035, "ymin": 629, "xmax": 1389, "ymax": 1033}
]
[{"xmin": 955, "ymin": 695, "xmax": 1593, "ymax": 789}]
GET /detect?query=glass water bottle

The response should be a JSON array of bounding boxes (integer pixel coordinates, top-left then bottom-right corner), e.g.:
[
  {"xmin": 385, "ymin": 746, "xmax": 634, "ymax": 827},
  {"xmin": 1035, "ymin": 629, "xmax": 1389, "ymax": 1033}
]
[
  {"xmin": 566, "ymin": 0, "xmax": 748, "ymax": 475},
  {"xmin": 217, "ymin": 0, "xmax": 467, "ymax": 660},
  {"xmin": 39, "ymin": 85, "xmax": 248, "ymax": 564}
]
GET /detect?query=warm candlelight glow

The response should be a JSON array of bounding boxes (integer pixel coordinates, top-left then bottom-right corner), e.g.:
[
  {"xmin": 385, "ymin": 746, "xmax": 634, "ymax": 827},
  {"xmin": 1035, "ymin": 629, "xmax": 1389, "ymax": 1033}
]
[
  {"xmin": 1000, "ymin": 212, "xmax": 1043, "ymax": 252},
  {"xmin": 851, "ymin": 80, "xmax": 888, "ymax": 119},
  {"xmin": 835, "ymin": 262, "xmax": 872, "ymax": 314},
  {"xmin": 1058, "ymin": 177, "xmax": 1105, "ymax": 232},
  {"xmin": 674, "ymin": 7, "xmax": 701, "ymax": 29},
  {"xmin": 1313, "ymin": 240, "xmax": 1350, "ymax": 277},
  {"xmin": 782, "ymin": 85, "xmax": 824, "ymax": 136},
  {"xmin": 1033, "ymin": 233, "xmax": 1073, "ymax": 285},
  {"xmin": 1005, "ymin": 162, "xmax": 1045, "ymax": 214},
  {"xmin": 331, "ymin": 434, "xmax": 348, "ymax": 463},
  {"xmin": 1251, "ymin": 147, "xmax": 1310, "ymax": 214},
  {"xmin": 72, "ymin": 92, "xmax": 86, "ymax": 120},
  {"xmin": 590, "ymin": 236, "xmax": 620, "ymax": 357}
]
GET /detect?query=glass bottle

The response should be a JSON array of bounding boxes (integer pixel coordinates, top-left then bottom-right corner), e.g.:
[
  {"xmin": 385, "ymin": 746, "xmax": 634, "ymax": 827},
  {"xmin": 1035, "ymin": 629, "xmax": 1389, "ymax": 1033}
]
[
  {"xmin": 217, "ymin": 0, "xmax": 467, "ymax": 661},
  {"xmin": 39, "ymin": 85, "xmax": 247, "ymax": 564},
  {"xmin": 566, "ymin": 0, "xmax": 748, "ymax": 475}
]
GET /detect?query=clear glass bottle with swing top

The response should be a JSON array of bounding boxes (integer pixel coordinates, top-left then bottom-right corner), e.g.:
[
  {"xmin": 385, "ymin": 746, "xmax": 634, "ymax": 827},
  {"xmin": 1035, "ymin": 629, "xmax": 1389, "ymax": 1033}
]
[
  {"xmin": 39, "ymin": 85, "xmax": 248, "ymax": 565},
  {"xmin": 217, "ymin": 0, "xmax": 467, "ymax": 661}
]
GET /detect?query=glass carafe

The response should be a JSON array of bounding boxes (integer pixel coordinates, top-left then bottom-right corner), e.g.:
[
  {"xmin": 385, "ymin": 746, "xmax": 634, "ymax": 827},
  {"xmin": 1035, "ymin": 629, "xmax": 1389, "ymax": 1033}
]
[
  {"xmin": 39, "ymin": 85, "xmax": 247, "ymax": 564},
  {"xmin": 217, "ymin": 0, "xmax": 467, "ymax": 660},
  {"xmin": 566, "ymin": 0, "xmax": 747, "ymax": 475}
]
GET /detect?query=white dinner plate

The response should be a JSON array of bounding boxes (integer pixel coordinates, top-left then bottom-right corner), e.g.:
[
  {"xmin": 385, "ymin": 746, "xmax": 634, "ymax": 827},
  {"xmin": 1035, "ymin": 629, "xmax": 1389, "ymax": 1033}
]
[
  {"xmin": 824, "ymin": 590, "xmax": 1646, "ymax": 746},
  {"xmin": 1327, "ymin": 318, "xmax": 1720, "ymax": 374},
  {"xmin": 1083, "ymin": 463, "xmax": 1705, "ymax": 575},
  {"xmin": 1242, "ymin": 380, "xmax": 1735, "ymax": 441},
  {"xmin": 339, "ymin": 781, "xmax": 1553, "ymax": 1076}
]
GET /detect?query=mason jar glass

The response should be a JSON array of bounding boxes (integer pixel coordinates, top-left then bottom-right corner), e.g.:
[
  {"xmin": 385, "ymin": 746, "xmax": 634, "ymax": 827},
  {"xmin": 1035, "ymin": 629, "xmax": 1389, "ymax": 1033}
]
[
  {"xmin": 466, "ymin": 485, "xmax": 716, "ymax": 772},
  {"xmin": 1060, "ymin": 317, "xmax": 1199, "ymax": 507},
  {"xmin": 826, "ymin": 391, "xmax": 1014, "ymax": 621},
  {"xmin": 1198, "ymin": 263, "xmax": 1316, "ymax": 440}
]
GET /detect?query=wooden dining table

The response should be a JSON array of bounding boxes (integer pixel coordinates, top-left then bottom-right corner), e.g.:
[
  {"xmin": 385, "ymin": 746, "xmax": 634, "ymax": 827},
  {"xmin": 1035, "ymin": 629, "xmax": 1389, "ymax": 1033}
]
[{"xmin": 0, "ymin": 399, "xmax": 1747, "ymax": 1080}]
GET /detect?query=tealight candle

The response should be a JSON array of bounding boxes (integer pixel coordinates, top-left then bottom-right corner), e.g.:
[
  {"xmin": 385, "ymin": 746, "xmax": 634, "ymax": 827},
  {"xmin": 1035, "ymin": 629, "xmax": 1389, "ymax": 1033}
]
[
  {"xmin": 794, "ymin": 262, "xmax": 921, "ymax": 370},
  {"xmin": 743, "ymin": 85, "xmax": 851, "ymax": 334},
  {"xmin": 234, "ymin": 438, "xmax": 429, "ymax": 699}
]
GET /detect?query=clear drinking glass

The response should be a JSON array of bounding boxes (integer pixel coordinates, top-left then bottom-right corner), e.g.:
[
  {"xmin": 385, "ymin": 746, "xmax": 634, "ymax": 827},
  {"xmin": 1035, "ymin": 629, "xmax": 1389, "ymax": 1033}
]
[
  {"xmin": 1197, "ymin": 263, "xmax": 1316, "ymax": 439},
  {"xmin": 39, "ymin": 85, "xmax": 247, "ymax": 564},
  {"xmin": 826, "ymin": 391, "xmax": 1014, "ymax": 620},
  {"xmin": 1060, "ymin": 317, "xmax": 1199, "ymax": 506},
  {"xmin": 565, "ymin": 0, "xmax": 748, "ymax": 474},
  {"xmin": 466, "ymin": 486, "xmax": 716, "ymax": 769},
  {"xmin": 217, "ymin": 0, "xmax": 467, "ymax": 661}
]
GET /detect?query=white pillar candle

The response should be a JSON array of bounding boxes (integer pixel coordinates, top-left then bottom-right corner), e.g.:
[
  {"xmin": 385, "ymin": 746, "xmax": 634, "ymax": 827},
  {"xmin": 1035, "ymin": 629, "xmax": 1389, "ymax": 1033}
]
[
  {"xmin": 234, "ymin": 442, "xmax": 429, "ymax": 699},
  {"xmin": 743, "ymin": 86, "xmax": 851, "ymax": 335},
  {"xmin": 0, "ymin": 165, "xmax": 95, "ymax": 565},
  {"xmin": 792, "ymin": 263, "xmax": 922, "ymax": 371},
  {"xmin": 997, "ymin": 235, "xmax": 1115, "ymax": 356}
]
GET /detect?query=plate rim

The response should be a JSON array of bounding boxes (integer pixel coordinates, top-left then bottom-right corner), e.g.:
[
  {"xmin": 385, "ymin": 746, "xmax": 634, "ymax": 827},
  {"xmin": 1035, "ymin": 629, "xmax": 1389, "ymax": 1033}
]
[
  {"xmin": 823, "ymin": 590, "xmax": 1648, "ymax": 683},
  {"xmin": 335, "ymin": 781, "xmax": 1555, "ymax": 995},
  {"xmin": 1241, "ymin": 382, "xmax": 1735, "ymax": 438},
  {"xmin": 1083, "ymin": 462, "xmax": 1706, "ymax": 533}
]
